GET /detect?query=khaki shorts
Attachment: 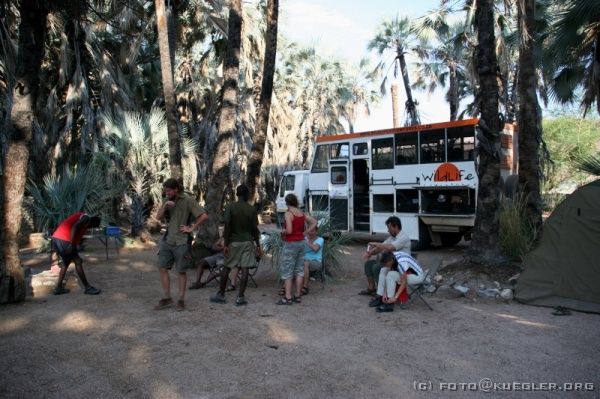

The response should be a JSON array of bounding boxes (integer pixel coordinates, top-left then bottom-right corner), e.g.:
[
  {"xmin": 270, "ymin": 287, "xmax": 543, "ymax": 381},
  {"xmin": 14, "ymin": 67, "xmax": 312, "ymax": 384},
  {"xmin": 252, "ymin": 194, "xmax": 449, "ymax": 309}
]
[
  {"xmin": 224, "ymin": 241, "xmax": 256, "ymax": 269},
  {"xmin": 158, "ymin": 241, "xmax": 193, "ymax": 273},
  {"xmin": 305, "ymin": 260, "xmax": 322, "ymax": 272}
]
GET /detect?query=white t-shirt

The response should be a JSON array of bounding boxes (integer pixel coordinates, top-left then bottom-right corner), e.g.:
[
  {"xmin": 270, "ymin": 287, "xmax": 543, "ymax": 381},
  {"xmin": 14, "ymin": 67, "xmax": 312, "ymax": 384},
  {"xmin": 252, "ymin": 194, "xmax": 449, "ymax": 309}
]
[{"xmin": 382, "ymin": 230, "xmax": 411, "ymax": 255}]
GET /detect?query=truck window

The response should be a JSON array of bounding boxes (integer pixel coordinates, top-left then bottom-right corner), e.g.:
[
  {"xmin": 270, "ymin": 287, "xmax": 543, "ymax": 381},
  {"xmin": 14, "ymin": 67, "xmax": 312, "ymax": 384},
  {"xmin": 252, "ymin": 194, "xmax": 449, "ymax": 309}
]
[
  {"xmin": 353, "ymin": 143, "xmax": 368, "ymax": 156},
  {"xmin": 330, "ymin": 143, "xmax": 349, "ymax": 159},
  {"xmin": 373, "ymin": 194, "xmax": 394, "ymax": 212},
  {"xmin": 396, "ymin": 189, "xmax": 419, "ymax": 212},
  {"xmin": 420, "ymin": 129, "xmax": 445, "ymax": 164},
  {"xmin": 311, "ymin": 145, "xmax": 329, "ymax": 173},
  {"xmin": 395, "ymin": 132, "xmax": 418, "ymax": 165},
  {"xmin": 447, "ymin": 126, "xmax": 475, "ymax": 162},
  {"xmin": 331, "ymin": 166, "xmax": 347, "ymax": 184},
  {"xmin": 279, "ymin": 175, "xmax": 296, "ymax": 197},
  {"xmin": 372, "ymin": 138, "xmax": 394, "ymax": 169}
]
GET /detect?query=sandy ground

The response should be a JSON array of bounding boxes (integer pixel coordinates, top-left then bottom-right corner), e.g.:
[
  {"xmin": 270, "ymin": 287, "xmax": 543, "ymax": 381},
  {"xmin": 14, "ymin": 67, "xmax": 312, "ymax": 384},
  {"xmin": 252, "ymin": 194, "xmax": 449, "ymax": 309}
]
[{"xmin": 1, "ymin": 236, "xmax": 599, "ymax": 399}]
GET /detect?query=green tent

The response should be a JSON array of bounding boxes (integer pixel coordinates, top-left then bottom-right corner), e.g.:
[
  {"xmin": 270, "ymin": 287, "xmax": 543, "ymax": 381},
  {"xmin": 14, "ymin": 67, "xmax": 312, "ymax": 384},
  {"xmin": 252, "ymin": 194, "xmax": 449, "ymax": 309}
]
[{"xmin": 515, "ymin": 179, "xmax": 600, "ymax": 313}]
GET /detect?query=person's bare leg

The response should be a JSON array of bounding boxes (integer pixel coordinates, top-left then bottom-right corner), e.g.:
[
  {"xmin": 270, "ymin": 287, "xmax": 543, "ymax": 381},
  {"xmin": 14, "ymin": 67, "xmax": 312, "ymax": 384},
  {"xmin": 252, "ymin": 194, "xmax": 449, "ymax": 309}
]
[
  {"xmin": 178, "ymin": 272, "xmax": 186, "ymax": 301},
  {"xmin": 73, "ymin": 257, "xmax": 90, "ymax": 288},
  {"xmin": 367, "ymin": 276, "xmax": 375, "ymax": 291},
  {"xmin": 195, "ymin": 261, "xmax": 207, "ymax": 284},
  {"xmin": 55, "ymin": 262, "xmax": 69, "ymax": 291},
  {"xmin": 238, "ymin": 268, "xmax": 249, "ymax": 298},
  {"xmin": 284, "ymin": 278, "xmax": 293, "ymax": 300},
  {"xmin": 303, "ymin": 261, "xmax": 310, "ymax": 289},
  {"xmin": 159, "ymin": 268, "xmax": 171, "ymax": 298},
  {"xmin": 294, "ymin": 275, "xmax": 304, "ymax": 298}
]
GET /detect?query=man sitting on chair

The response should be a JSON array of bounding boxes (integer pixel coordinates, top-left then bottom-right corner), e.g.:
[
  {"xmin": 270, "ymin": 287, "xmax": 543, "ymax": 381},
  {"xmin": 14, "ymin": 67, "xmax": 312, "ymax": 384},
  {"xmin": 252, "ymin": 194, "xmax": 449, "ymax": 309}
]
[
  {"xmin": 372, "ymin": 251, "xmax": 425, "ymax": 313},
  {"xmin": 301, "ymin": 228, "xmax": 324, "ymax": 295},
  {"xmin": 360, "ymin": 216, "xmax": 411, "ymax": 296}
]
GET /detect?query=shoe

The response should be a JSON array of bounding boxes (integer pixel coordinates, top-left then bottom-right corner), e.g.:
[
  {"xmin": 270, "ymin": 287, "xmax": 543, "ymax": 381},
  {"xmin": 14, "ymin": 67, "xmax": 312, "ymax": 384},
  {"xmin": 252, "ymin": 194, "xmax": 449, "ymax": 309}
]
[
  {"xmin": 369, "ymin": 296, "xmax": 383, "ymax": 307},
  {"xmin": 176, "ymin": 299, "xmax": 185, "ymax": 311},
  {"xmin": 153, "ymin": 297, "xmax": 173, "ymax": 310},
  {"xmin": 210, "ymin": 293, "xmax": 226, "ymax": 304},
  {"xmin": 276, "ymin": 297, "xmax": 293, "ymax": 305},
  {"xmin": 53, "ymin": 286, "xmax": 70, "ymax": 295},
  {"xmin": 376, "ymin": 303, "xmax": 394, "ymax": 313},
  {"xmin": 189, "ymin": 282, "xmax": 205, "ymax": 290},
  {"xmin": 359, "ymin": 288, "xmax": 376, "ymax": 296},
  {"xmin": 235, "ymin": 296, "xmax": 248, "ymax": 306},
  {"xmin": 84, "ymin": 286, "xmax": 101, "ymax": 295}
]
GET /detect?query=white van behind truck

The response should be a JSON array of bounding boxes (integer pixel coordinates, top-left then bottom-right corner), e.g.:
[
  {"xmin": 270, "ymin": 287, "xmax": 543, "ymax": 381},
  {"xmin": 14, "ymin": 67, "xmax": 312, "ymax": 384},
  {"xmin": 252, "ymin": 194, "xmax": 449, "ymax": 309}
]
[{"xmin": 275, "ymin": 170, "xmax": 310, "ymax": 225}]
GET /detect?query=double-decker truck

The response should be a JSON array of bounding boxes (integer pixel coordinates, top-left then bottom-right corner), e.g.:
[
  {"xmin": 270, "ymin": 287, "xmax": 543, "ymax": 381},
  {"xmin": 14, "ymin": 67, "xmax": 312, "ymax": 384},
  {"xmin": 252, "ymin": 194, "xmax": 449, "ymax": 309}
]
[{"xmin": 299, "ymin": 118, "xmax": 517, "ymax": 248}]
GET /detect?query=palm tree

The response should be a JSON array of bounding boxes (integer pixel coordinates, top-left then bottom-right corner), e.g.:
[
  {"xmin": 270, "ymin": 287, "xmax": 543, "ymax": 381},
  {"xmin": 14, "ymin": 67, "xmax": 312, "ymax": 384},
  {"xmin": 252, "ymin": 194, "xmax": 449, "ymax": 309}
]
[
  {"xmin": 468, "ymin": 0, "xmax": 504, "ymax": 264},
  {"xmin": 246, "ymin": 0, "xmax": 279, "ymax": 204},
  {"xmin": 368, "ymin": 16, "xmax": 422, "ymax": 126},
  {"xmin": 544, "ymin": 0, "xmax": 600, "ymax": 116},
  {"xmin": 202, "ymin": 0, "xmax": 243, "ymax": 242},
  {"xmin": 413, "ymin": 17, "xmax": 469, "ymax": 121},
  {"xmin": 1, "ymin": 0, "xmax": 49, "ymax": 303},
  {"xmin": 155, "ymin": 0, "xmax": 183, "ymax": 180},
  {"xmin": 517, "ymin": 0, "xmax": 543, "ymax": 230}
]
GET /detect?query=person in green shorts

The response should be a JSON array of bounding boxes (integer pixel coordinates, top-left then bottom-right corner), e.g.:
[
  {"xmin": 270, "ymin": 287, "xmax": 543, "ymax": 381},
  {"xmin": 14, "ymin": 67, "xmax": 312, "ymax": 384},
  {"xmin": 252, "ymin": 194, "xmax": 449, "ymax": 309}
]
[
  {"xmin": 210, "ymin": 184, "xmax": 262, "ymax": 306},
  {"xmin": 155, "ymin": 178, "xmax": 208, "ymax": 311}
]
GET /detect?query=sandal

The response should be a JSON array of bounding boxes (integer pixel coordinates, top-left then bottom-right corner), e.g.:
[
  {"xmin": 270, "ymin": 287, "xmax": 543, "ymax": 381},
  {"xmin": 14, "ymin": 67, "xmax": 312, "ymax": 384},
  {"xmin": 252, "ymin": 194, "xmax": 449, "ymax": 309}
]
[
  {"xmin": 300, "ymin": 287, "xmax": 309, "ymax": 296},
  {"xmin": 189, "ymin": 281, "xmax": 206, "ymax": 290},
  {"xmin": 278, "ymin": 287, "xmax": 285, "ymax": 296},
  {"xmin": 225, "ymin": 284, "xmax": 237, "ymax": 292},
  {"xmin": 359, "ymin": 288, "xmax": 376, "ymax": 296},
  {"xmin": 276, "ymin": 297, "xmax": 293, "ymax": 305},
  {"xmin": 552, "ymin": 306, "xmax": 572, "ymax": 316},
  {"xmin": 293, "ymin": 296, "xmax": 302, "ymax": 304},
  {"xmin": 153, "ymin": 297, "xmax": 173, "ymax": 310}
]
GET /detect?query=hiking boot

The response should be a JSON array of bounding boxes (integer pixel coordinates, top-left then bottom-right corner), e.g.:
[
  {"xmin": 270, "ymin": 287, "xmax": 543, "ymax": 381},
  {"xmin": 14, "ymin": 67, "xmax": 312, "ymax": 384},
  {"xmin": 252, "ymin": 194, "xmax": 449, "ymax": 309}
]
[
  {"xmin": 210, "ymin": 293, "xmax": 226, "ymax": 304},
  {"xmin": 369, "ymin": 296, "xmax": 383, "ymax": 307},
  {"xmin": 235, "ymin": 296, "xmax": 248, "ymax": 306},
  {"xmin": 84, "ymin": 286, "xmax": 101, "ymax": 295},
  {"xmin": 376, "ymin": 303, "xmax": 394, "ymax": 313},
  {"xmin": 176, "ymin": 299, "xmax": 185, "ymax": 311},
  {"xmin": 53, "ymin": 286, "xmax": 70, "ymax": 295},
  {"xmin": 153, "ymin": 297, "xmax": 173, "ymax": 310}
]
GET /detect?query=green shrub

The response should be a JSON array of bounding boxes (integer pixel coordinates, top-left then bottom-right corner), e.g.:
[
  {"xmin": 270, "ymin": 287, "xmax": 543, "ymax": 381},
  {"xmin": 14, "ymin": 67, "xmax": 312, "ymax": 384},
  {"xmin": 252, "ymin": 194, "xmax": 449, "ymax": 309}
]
[{"xmin": 499, "ymin": 194, "xmax": 538, "ymax": 262}]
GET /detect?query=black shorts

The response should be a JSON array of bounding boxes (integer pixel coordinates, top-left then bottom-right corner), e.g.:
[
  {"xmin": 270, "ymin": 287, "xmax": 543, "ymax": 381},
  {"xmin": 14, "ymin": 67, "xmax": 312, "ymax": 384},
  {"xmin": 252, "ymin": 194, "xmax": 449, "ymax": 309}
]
[{"xmin": 51, "ymin": 238, "xmax": 79, "ymax": 267}]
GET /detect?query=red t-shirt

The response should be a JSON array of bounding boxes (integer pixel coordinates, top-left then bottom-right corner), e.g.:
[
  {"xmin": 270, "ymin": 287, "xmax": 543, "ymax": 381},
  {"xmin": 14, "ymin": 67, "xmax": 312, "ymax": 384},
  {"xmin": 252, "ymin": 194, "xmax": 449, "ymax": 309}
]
[
  {"xmin": 284, "ymin": 214, "xmax": 305, "ymax": 242},
  {"xmin": 52, "ymin": 212, "xmax": 88, "ymax": 245}
]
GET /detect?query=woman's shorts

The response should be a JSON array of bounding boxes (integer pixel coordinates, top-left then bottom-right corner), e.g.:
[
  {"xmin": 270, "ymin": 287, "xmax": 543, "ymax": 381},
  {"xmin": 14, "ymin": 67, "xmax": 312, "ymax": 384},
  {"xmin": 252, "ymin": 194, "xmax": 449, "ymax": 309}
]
[{"xmin": 280, "ymin": 241, "xmax": 305, "ymax": 280}]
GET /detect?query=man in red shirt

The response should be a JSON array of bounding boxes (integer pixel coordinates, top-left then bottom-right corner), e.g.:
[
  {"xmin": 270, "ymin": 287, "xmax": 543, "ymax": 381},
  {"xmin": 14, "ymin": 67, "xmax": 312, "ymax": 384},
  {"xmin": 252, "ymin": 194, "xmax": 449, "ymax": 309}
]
[{"xmin": 51, "ymin": 212, "xmax": 102, "ymax": 295}]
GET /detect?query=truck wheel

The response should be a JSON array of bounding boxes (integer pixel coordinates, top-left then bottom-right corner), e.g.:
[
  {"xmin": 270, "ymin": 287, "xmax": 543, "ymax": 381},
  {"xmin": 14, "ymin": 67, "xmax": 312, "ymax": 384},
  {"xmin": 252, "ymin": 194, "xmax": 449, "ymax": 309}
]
[
  {"xmin": 412, "ymin": 221, "xmax": 431, "ymax": 251},
  {"xmin": 440, "ymin": 232, "xmax": 463, "ymax": 247}
]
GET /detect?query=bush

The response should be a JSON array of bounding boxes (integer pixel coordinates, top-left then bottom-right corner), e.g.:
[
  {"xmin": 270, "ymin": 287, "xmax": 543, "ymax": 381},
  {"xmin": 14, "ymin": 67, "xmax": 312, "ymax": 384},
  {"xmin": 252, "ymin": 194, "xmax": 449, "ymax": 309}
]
[{"xmin": 499, "ymin": 194, "xmax": 538, "ymax": 262}]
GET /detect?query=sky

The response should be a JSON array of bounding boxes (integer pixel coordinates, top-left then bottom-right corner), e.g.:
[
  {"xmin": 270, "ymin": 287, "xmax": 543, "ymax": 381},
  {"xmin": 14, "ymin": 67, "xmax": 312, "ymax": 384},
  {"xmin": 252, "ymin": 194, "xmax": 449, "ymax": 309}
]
[{"xmin": 278, "ymin": 0, "xmax": 454, "ymax": 132}]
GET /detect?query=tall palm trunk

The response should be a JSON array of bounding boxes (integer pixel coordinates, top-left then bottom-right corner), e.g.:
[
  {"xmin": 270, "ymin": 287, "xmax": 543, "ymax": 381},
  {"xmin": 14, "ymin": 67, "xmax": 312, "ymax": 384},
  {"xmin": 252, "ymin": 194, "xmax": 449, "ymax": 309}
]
[
  {"xmin": 468, "ymin": 0, "xmax": 503, "ymax": 264},
  {"xmin": 246, "ymin": 0, "xmax": 279, "ymax": 205},
  {"xmin": 397, "ymin": 51, "xmax": 419, "ymax": 126},
  {"xmin": 390, "ymin": 83, "xmax": 401, "ymax": 128},
  {"xmin": 448, "ymin": 64, "xmax": 459, "ymax": 121},
  {"xmin": 517, "ymin": 0, "xmax": 543, "ymax": 229},
  {"xmin": 0, "ymin": 0, "xmax": 48, "ymax": 304},
  {"xmin": 155, "ymin": 0, "xmax": 183, "ymax": 181},
  {"xmin": 202, "ymin": 0, "xmax": 243, "ymax": 242}
]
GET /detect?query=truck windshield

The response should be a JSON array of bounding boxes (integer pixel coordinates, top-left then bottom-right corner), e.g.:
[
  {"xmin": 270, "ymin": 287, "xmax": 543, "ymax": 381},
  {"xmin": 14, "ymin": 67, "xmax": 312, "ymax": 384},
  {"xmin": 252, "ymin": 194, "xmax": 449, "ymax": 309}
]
[{"xmin": 279, "ymin": 175, "xmax": 296, "ymax": 197}]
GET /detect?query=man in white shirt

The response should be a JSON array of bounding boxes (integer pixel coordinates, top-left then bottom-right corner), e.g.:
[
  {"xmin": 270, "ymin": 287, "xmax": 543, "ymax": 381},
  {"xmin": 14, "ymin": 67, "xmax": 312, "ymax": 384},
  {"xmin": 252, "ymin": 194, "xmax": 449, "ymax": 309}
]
[{"xmin": 360, "ymin": 216, "xmax": 411, "ymax": 296}]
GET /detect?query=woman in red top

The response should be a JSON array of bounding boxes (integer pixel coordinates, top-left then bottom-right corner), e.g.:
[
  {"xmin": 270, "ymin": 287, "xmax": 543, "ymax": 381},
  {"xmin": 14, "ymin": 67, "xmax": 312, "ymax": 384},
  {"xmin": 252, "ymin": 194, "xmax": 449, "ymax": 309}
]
[{"xmin": 278, "ymin": 194, "xmax": 317, "ymax": 305}]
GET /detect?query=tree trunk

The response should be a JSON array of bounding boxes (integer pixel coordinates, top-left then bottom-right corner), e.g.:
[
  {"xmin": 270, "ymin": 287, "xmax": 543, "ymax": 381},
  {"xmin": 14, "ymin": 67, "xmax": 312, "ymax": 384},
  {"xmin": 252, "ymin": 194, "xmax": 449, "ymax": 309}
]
[
  {"xmin": 391, "ymin": 83, "xmax": 400, "ymax": 128},
  {"xmin": 155, "ymin": 0, "xmax": 183, "ymax": 181},
  {"xmin": 246, "ymin": 0, "xmax": 278, "ymax": 205},
  {"xmin": 468, "ymin": 0, "xmax": 503, "ymax": 265},
  {"xmin": 517, "ymin": 0, "xmax": 543, "ymax": 230},
  {"xmin": 1, "ymin": 0, "xmax": 48, "ymax": 304},
  {"xmin": 201, "ymin": 0, "xmax": 243, "ymax": 242},
  {"xmin": 448, "ymin": 64, "xmax": 458, "ymax": 121},
  {"xmin": 397, "ymin": 53, "xmax": 420, "ymax": 126}
]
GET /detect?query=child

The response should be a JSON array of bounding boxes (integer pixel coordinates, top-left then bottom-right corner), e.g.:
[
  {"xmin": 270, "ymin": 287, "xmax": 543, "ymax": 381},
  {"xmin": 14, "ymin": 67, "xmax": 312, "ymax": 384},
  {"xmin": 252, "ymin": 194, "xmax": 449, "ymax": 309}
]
[{"xmin": 372, "ymin": 251, "xmax": 424, "ymax": 312}]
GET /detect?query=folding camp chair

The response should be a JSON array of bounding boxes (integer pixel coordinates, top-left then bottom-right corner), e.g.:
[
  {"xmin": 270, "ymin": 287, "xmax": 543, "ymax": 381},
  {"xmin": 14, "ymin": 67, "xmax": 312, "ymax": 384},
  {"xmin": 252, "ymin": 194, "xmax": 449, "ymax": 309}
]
[{"xmin": 406, "ymin": 260, "xmax": 442, "ymax": 310}]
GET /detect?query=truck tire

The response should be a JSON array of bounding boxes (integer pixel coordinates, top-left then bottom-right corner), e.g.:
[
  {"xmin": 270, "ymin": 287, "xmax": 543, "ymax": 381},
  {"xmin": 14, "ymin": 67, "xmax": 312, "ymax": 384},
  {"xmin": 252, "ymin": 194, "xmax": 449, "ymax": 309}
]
[
  {"xmin": 411, "ymin": 221, "xmax": 431, "ymax": 251},
  {"xmin": 440, "ymin": 232, "xmax": 463, "ymax": 247}
]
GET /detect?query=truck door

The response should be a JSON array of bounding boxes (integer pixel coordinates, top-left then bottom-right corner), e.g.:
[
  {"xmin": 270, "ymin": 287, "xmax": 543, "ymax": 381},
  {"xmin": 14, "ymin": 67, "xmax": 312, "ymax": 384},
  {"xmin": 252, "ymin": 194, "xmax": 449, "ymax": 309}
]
[{"xmin": 328, "ymin": 160, "xmax": 349, "ymax": 230}]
